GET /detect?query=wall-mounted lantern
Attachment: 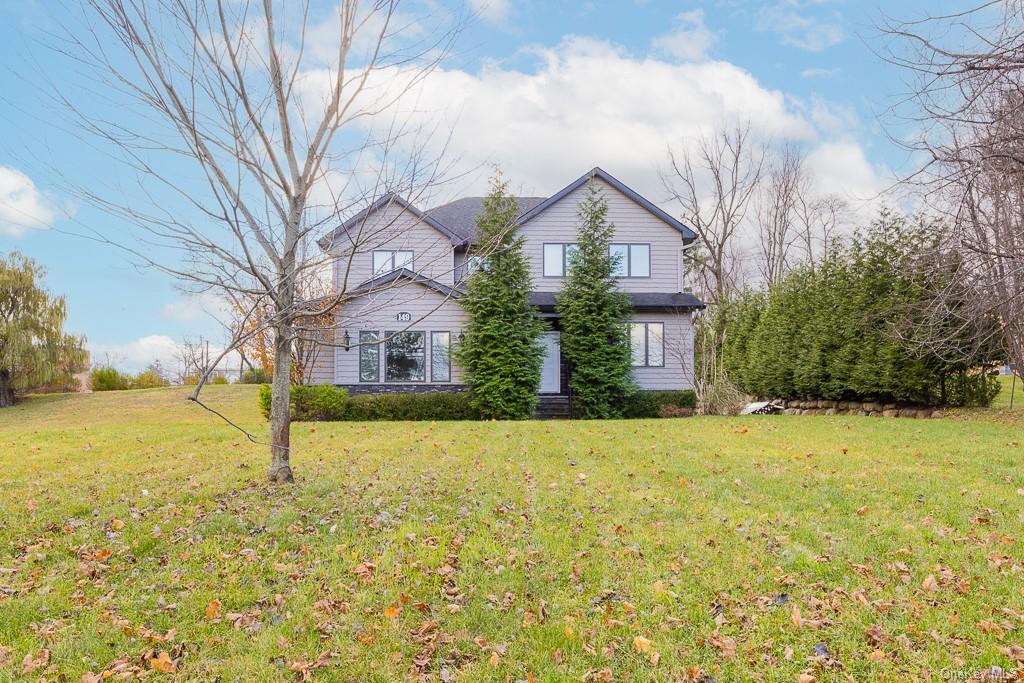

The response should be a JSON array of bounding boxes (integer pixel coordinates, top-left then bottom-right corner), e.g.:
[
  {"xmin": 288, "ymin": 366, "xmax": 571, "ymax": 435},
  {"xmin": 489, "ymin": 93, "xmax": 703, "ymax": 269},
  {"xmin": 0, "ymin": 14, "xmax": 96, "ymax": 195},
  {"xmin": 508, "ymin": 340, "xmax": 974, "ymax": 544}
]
[
  {"xmin": 343, "ymin": 330, "xmax": 351, "ymax": 351},
  {"xmin": 457, "ymin": 330, "xmax": 466, "ymax": 344}
]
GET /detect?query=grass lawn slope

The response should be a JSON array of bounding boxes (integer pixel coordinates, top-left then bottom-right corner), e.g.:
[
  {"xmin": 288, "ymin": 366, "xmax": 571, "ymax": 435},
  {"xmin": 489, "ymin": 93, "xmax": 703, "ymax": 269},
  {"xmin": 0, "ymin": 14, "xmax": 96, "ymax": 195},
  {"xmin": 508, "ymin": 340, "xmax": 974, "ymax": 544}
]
[{"xmin": 1, "ymin": 385, "xmax": 1023, "ymax": 681}]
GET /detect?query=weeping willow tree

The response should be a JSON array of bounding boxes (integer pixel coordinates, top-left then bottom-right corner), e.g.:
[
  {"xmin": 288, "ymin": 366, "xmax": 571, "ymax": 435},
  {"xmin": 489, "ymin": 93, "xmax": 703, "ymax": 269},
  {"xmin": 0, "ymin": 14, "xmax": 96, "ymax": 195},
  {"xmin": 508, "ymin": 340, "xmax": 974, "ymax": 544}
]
[{"xmin": 0, "ymin": 252, "xmax": 87, "ymax": 406}]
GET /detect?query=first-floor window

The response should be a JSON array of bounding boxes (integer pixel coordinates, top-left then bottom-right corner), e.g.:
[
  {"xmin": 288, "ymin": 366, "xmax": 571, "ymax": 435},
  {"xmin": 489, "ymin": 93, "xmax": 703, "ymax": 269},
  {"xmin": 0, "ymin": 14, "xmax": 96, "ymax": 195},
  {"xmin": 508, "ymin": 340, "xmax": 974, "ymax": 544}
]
[
  {"xmin": 385, "ymin": 331, "xmax": 425, "ymax": 381},
  {"xmin": 431, "ymin": 331, "xmax": 451, "ymax": 382},
  {"xmin": 359, "ymin": 331, "xmax": 379, "ymax": 382},
  {"xmin": 629, "ymin": 322, "xmax": 664, "ymax": 367}
]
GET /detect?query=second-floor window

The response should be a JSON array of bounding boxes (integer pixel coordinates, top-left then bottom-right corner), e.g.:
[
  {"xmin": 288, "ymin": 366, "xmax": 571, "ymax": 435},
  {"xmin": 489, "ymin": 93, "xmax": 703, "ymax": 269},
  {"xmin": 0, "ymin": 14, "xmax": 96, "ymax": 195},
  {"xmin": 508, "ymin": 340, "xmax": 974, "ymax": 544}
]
[
  {"xmin": 543, "ymin": 243, "xmax": 579, "ymax": 277},
  {"xmin": 610, "ymin": 244, "xmax": 650, "ymax": 277},
  {"xmin": 373, "ymin": 249, "xmax": 413, "ymax": 275}
]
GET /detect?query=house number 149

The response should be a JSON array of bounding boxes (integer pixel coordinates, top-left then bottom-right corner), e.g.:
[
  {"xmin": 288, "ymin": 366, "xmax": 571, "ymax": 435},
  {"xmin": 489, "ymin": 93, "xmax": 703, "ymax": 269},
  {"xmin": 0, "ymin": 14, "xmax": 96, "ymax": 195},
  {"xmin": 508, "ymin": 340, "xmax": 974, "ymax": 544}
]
[{"xmin": 396, "ymin": 312, "xmax": 411, "ymax": 322}]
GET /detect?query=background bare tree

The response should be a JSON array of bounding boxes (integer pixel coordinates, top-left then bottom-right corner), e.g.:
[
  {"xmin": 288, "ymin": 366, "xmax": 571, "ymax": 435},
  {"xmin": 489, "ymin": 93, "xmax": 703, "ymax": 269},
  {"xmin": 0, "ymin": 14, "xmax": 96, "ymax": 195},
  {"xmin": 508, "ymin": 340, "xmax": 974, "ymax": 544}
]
[
  {"xmin": 663, "ymin": 124, "xmax": 765, "ymax": 306},
  {"xmin": 58, "ymin": 0, "xmax": 462, "ymax": 482},
  {"xmin": 756, "ymin": 144, "xmax": 804, "ymax": 287},
  {"xmin": 882, "ymin": 1, "xmax": 1024, "ymax": 375}
]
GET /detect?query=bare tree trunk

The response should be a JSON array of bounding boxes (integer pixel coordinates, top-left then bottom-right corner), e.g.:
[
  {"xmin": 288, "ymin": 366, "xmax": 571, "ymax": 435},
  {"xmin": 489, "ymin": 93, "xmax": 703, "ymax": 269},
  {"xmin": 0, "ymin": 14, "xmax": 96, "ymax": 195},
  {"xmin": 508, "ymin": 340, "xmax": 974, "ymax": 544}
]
[
  {"xmin": 268, "ymin": 317, "xmax": 293, "ymax": 483},
  {"xmin": 0, "ymin": 370, "xmax": 14, "ymax": 408}
]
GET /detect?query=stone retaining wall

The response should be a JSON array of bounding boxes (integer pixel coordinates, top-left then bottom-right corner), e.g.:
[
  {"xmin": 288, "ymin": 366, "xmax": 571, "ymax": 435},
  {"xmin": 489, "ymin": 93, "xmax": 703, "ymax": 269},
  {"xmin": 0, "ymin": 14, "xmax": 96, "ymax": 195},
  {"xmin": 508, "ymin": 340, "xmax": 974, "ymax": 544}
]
[{"xmin": 779, "ymin": 399, "xmax": 945, "ymax": 419}]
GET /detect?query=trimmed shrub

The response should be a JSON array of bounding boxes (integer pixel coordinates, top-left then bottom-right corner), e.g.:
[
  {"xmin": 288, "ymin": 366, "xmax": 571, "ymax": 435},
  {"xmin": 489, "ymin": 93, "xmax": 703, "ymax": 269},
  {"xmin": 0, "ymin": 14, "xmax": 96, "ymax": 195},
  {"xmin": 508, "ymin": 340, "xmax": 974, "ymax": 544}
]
[
  {"xmin": 240, "ymin": 367, "xmax": 271, "ymax": 384},
  {"xmin": 621, "ymin": 390, "xmax": 697, "ymax": 419},
  {"xmin": 210, "ymin": 374, "xmax": 230, "ymax": 385},
  {"xmin": 345, "ymin": 392, "xmax": 479, "ymax": 421},
  {"xmin": 89, "ymin": 367, "xmax": 131, "ymax": 391},
  {"xmin": 722, "ymin": 212, "xmax": 1003, "ymax": 407},
  {"xmin": 657, "ymin": 404, "xmax": 695, "ymax": 419},
  {"xmin": 258, "ymin": 384, "xmax": 272, "ymax": 417},
  {"xmin": 259, "ymin": 384, "xmax": 349, "ymax": 421},
  {"xmin": 131, "ymin": 369, "xmax": 170, "ymax": 389}
]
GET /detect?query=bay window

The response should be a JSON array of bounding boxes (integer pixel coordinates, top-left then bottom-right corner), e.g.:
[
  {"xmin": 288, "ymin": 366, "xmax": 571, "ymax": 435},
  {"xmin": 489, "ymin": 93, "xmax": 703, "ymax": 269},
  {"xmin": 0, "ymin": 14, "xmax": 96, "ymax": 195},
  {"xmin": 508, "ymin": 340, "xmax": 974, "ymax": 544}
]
[{"xmin": 629, "ymin": 322, "xmax": 664, "ymax": 367}]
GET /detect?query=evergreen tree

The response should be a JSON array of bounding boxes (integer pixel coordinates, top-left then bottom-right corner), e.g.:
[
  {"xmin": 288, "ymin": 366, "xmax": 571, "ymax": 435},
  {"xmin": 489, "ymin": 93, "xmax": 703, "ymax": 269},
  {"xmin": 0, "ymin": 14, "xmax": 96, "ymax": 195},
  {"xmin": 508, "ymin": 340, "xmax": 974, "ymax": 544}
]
[
  {"xmin": 455, "ymin": 174, "xmax": 546, "ymax": 418},
  {"xmin": 557, "ymin": 181, "xmax": 635, "ymax": 418}
]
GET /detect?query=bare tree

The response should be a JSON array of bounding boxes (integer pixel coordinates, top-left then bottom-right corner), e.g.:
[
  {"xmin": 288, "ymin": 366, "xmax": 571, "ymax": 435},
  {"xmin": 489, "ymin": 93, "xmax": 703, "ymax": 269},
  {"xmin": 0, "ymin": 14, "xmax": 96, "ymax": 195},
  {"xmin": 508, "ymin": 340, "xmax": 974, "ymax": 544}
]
[
  {"xmin": 54, "ymin": 1, "xmax": 463, "ymax": 482},
  {"xmin": 793, "ymin": 192, "xmax": 847, "ymax": 270},
  {"xmin": 662, "ymin": 124, "xmax": 765, "ymax": 306},
  {"xmin": 881, "ymin": 2, "xmax": 1024, "ymax": 375},
  {"xmin": 756, "ymin": 144, "xmax": 804, "ymax": 287}
]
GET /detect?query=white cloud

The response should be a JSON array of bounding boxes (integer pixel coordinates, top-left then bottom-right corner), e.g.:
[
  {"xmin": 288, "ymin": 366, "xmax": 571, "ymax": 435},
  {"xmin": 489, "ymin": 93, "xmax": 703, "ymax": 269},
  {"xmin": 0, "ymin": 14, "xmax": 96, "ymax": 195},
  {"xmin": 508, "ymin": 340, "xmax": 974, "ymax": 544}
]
[
  {"xmin": 87, "ymin": 334, "xmax": 242, "ymax": 376},
  {"xmin": 758, "ymin": 2, "xmax": 844, "ymax": 52},
  {"xmin": 299, "ymin": 34, "xmax": 887, "ymax": 235},
  {"xmin": 299, "ymin": 36, "xmax": 831, "ymax": 201},
  {"xmin": 88, "ymin": 335, "xmax": 183, "ymax": 374},
  {"xmin": 161, "ymin": 292, "xmax": 230, "ymax": 323},
  {"xmin": 0, "ymin": 166, "xmax": 58, "ymax": 237},
  {"xmin": 651, "ymin": 9, "xmax": 717, "ymax": 62},
  {"xmin": 806, "ymin": 140, "xmax": 891, "ymax": 212},
  {"xmin": 468, "ymin": 0, "xmax": 510, "ymax": 24},
  {"xmin": 800, "ymin": 67, "xmax": 839, "ymax": 78}
]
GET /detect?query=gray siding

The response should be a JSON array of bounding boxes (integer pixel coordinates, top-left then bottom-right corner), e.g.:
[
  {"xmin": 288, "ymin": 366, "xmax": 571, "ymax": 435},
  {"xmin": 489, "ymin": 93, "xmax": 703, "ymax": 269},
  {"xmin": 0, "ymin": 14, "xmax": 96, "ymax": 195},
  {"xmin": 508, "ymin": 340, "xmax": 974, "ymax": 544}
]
[
  {"xmin": 331, "ymin": 203, "xmax": 457, "ymax": 290},
  {"xmin": 630, "ymin": 311, "xmax": 695, "ymax": 390},
  {"xmin": 520, "ymin": 177, "xmax": 687, "ymax": 294},
  {"xmin": 332, "ymin": 284, "xmax": 469, "ymax": 385}
]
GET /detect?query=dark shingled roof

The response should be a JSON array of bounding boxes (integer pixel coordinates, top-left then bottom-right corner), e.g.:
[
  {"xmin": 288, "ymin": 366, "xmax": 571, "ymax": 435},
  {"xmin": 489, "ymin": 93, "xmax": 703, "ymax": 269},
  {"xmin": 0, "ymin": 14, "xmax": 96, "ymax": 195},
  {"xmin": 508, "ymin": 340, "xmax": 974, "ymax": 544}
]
[
  {"xmin": 528, "ymin": 291, "xmax": 705, "ymax": 312},
  {"xmin": 424, "ymin": 196, "xmax": 547, "ymax": 244}
]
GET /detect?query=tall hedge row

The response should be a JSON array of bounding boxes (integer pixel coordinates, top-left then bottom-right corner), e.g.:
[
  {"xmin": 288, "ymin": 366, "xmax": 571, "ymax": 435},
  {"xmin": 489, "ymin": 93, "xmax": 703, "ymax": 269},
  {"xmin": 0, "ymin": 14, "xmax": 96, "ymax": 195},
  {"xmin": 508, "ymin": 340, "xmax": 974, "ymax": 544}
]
[{"xmin": 722, "ymin": 212, "xmax": 1001, "ymax": 407}]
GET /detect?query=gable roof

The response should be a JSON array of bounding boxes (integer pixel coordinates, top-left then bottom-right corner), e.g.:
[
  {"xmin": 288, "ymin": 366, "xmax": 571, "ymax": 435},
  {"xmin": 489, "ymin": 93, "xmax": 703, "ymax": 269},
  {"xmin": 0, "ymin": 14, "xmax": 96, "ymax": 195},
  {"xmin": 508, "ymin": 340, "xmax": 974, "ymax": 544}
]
[
  {"xmin": 516, "ymin": 167, "xmax": 697, "ymax": 241},
  {"xmin": 349, "ymin": 267, "xmax": 463, "ymax": 299},
  {"xmin": 319, "ymin": 167, "xmax": 697, "ymax": 249},
  {"xmin": 426, "ymin": 196, "xmax": 547, "ymax": 244},
  {"xmin": 319, "ymin": 193, "xmax": 466, "ymax": 250}
]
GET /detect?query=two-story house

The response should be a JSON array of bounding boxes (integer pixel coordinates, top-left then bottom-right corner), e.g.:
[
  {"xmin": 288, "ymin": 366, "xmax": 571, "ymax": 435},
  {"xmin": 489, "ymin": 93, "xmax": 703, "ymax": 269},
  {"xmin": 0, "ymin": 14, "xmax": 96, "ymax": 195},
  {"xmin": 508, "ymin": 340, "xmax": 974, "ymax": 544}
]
[{"xmin": 309, "ymin": 167, "xmax": 705, "ymax": 401}]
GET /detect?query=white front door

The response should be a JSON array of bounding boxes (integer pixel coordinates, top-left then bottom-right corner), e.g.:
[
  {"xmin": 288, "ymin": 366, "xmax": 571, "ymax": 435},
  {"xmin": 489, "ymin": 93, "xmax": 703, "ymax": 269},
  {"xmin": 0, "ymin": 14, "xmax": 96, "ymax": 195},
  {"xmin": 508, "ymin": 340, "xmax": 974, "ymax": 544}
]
[{"xmin": 540, "ymin": 332, "xmax": 560, "ymax": 394}]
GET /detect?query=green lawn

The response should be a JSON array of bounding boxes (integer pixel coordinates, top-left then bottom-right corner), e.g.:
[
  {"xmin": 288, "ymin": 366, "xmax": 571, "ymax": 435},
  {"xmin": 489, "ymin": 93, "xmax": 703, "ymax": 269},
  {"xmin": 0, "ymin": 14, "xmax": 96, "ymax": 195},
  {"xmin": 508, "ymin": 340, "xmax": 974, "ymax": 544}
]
[
  {"xmin": 992, "ymin": 374, "xmax": 1022, "ymax": 411},
  {"xmin": 1, "ymin": 387, "xmax": 1022, "ymax": 682}
]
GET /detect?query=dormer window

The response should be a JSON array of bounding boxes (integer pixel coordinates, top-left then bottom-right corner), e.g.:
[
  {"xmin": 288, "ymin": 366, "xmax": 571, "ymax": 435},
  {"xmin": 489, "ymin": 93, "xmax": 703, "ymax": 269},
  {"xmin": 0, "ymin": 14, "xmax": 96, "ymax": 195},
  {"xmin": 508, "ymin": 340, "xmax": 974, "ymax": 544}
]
[
  {"xmin": 610, "ymin": 244, "xmax": 650, "ymax": 278},
  {"xmin": 373, "ymin": 250, "xmax": 413, "ymax": 275}
]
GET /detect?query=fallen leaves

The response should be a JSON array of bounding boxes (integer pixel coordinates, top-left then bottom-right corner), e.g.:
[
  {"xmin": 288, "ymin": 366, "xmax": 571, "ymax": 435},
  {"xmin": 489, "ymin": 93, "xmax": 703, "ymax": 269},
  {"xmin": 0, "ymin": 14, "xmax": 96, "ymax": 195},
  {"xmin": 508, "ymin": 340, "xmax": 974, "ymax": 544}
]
[
  {"xmin": 384, "ymin": 603, "xmax": 401, "ymax": 620},
  {"xmin": 710, "ymin": 633, "xmax": 737, "ymax": 659},
  {"xmin": 21, "ymin": 648, "xmax": 50, "ymax": 674},
  {"xmin": 352, "ymin": 561, "xmax": 376, "ymax": 582},
  {"xmin": 922, "ymin": 574, "xmax": 940, "ymax": 592},
  {"xmin": 205, "ymin": 599, "xmax": 222, "ymax": 620},
  {"xmin": 865, "ymin": 623, "xmax": 888, "ymax": 647},
  {"xmin": 288, "ymin": 651, "xmax": 335, "ymax": 681},
  {"xmin": 147, "ymin": 650, "xmax": 176, "ymax": 673}
]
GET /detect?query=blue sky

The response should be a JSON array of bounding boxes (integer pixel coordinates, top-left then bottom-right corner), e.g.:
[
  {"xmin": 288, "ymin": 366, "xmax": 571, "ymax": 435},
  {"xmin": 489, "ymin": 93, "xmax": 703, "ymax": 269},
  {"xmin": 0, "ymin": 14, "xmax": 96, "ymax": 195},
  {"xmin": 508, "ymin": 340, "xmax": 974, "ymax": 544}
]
[{"xmin": 0, "ymin": 0, "xmax": 957, "ymax": 370}]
